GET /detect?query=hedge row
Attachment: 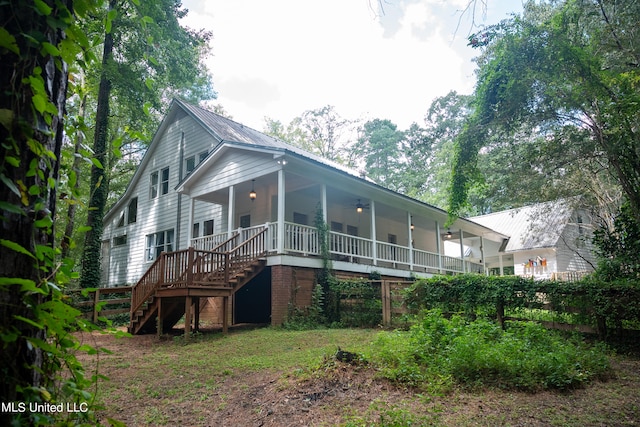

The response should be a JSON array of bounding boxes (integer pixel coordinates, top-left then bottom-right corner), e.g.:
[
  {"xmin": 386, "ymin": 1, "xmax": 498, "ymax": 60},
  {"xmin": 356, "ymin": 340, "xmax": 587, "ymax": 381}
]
[{"xmin": 404, "ymin": 275, "xmax": 640, "ymax": 336}]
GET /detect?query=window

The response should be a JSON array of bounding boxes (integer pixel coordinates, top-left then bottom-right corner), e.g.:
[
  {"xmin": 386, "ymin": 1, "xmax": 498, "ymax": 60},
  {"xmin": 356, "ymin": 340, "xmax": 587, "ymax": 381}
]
[
  {"xmin": 145, "ymin": 229, "xmax": 174, "ymax": 261},
  {"xmin": 150, "ymin": 171, "xmax": 158, "ymax": 199},
  {"xmin": 239, "ymin": 214, "xmax": 250, "ymax": 228},
  {"xmin": 198, "ymin": 151, "xmax": 208, "ymax": 163},
  {"xmin": 117, "ymin": 213, "xmax": 125, "ymax": 227},
  {"xmin": 192, "ymin": 222, "xmax": 200, "ymax": 238},
  {"xmin": 577, "ymin": 215, "xmax": 584, "ymax": 235},
  {"xmin": 293, "ymin": 212, "xmax": 308, "ymax": 225},
  {"xmin": 203, "ymin": 219, "xmax": 214, "ymax": 236},
  {"xmin": 151, "ymin": 168, "xmax": 169, "ymax": 198},
  {"xmin": 185, "ymin": 156, "xmax": 196, "ymax": 174},
  {"xmin": 113, "ymin": 235, "xmax": 127, "ymax": 246},
  {"xmin": 161, "ymin": 167, "xmax": 169, "ymax": 195},
  {"xmin": 128, "ymin": 197, "xmax": 137, "ymax": 224},
  {"xmin": 331, "ymin": 221, "xmax": 343, "ymax": 233}
]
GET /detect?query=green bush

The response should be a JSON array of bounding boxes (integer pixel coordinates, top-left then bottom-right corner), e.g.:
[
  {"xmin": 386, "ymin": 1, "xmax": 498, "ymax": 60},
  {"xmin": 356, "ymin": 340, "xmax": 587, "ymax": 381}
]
[
  {"xmin": 404, "ymin": 274, "xmax": 640, "ymax": 335},
  {"xmin": 370, "ymin": 310, "xmax": 610, "ymax": 391},
  {"xmin": 329, "ymin": 278, "xmax": 382, "ymax": 328}
]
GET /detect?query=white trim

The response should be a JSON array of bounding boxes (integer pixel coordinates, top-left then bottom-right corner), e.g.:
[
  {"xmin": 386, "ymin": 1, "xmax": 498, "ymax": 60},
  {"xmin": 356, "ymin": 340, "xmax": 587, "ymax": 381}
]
[{"xmin": 277, "ymin": 169, "xmax": 285, "ymax": 254}]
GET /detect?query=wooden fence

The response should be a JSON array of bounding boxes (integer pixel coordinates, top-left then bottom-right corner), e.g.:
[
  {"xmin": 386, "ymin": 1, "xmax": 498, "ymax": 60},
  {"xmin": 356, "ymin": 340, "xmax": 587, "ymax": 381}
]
[
  {"xmin": 349, "ymin": 280, "xmax": 638, "ymax": 337},
  {"xmin": 380, "ymin": 280, "xmax": 411, "ymax": 326},
  {"xmin": 68, "ymin": 286, "xmax": 132, "ymax": 322}
]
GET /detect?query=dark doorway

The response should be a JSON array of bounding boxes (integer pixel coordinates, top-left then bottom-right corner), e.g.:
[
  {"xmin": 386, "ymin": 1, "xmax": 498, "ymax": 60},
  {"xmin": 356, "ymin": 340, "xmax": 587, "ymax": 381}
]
[{"xmin": 234, "ymin": 267, "xmax": 271, "ymax": 323}]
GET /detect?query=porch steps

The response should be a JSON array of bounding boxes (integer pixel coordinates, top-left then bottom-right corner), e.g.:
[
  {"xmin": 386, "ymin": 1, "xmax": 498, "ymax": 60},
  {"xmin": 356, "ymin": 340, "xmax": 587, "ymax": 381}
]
[
  {"xmin": 128, "ymin": 258, "xmax": 267, "ymax": 335},
  {"xmin": 129, "ymin": 296, "xmax": 185, "ymax": 335}
]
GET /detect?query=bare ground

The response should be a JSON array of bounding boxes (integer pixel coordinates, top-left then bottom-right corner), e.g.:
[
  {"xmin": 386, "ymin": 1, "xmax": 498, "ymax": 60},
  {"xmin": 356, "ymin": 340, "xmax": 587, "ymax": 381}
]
[{"xmin": 78, "ymin": 329, "xmax": 640, "ymax": 427}]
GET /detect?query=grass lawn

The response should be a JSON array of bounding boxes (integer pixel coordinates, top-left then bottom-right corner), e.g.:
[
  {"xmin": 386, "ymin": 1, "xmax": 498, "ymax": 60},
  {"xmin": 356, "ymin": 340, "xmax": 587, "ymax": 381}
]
[{"xmin": 77, "ymin": 326, "xmax": 640, "ymax": 426}]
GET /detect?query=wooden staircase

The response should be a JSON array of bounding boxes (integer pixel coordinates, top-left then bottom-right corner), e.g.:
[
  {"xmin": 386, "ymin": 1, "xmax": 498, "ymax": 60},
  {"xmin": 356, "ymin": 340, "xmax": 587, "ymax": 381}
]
[{"xmin": 129, "ymin": 227, "xmax": 268, "ymax": 335}]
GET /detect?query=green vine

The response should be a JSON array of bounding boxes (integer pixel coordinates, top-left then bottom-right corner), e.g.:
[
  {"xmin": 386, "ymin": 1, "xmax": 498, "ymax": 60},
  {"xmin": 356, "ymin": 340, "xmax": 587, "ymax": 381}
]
[
  {"xmin": 0, "ymin": 1, "xmax": 128, "ymax": 425},
  {"xmin": 314, "ymin": 203, "xmax": 338, "ymax": 323}
]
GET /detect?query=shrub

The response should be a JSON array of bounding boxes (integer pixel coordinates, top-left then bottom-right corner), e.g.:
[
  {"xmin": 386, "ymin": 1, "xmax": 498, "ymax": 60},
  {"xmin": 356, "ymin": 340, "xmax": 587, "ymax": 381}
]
[{"xmin": 370, "ymin": 310, "xmax": 610, "ymax": 391}]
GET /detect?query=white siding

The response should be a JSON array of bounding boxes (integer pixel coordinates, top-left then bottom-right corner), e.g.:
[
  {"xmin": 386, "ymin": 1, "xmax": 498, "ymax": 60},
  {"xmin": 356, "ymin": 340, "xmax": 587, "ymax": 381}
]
[
  {"xmin": 189, "ymin": 150, "xmax": 281, "ymax": 198},
  {"xmin": 102, "ymin": 112, "xmax": 219, "ymax": 286},
  {"xmin": 556, "ymin": 211, "xmax": 596, "ymax": 272}
]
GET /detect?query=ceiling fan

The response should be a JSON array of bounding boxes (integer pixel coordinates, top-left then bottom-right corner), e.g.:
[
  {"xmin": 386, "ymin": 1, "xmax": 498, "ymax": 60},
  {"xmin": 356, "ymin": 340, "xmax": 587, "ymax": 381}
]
[{"xmin": 354, "ymin": 199, "xmax": 370, "ymax": 213}]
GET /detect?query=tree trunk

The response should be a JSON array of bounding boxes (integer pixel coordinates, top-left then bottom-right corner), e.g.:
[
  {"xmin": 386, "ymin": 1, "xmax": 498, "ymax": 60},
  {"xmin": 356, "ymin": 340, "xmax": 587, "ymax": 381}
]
[
  {"xmin": 80, "ymin": 0, "xmax": 116, "ymax": 288},
  {"xmin": 0, "ymin": 0, "xmax": 71, "ymax": 414}
]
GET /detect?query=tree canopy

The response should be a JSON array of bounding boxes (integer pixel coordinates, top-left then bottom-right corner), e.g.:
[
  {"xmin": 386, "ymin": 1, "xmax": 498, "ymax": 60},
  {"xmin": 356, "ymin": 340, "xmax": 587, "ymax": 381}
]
[{"xmin": 450, "ymin": 0, "xmax": 640, "ymax": 224}]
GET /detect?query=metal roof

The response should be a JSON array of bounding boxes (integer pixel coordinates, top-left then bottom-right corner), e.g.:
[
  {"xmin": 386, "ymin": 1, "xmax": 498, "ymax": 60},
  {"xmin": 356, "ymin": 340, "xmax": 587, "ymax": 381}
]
[
  {"xmin": 176, "ymin": 100, "xmax": 361, "ymax": 178},
  {"xmin": 469, "ymin": 200, "xmax": 573, "ymax": 252}
]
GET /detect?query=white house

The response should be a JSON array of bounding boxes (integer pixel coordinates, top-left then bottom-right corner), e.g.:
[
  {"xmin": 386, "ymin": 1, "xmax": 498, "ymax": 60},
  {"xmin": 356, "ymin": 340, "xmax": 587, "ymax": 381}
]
[
  {"xmin": 101, "ymin": 99, "xmax": 510, "ymax": 333},
  {"xmin": 470, "ymin": 200, "xmax": 596, "ymax": 279}
]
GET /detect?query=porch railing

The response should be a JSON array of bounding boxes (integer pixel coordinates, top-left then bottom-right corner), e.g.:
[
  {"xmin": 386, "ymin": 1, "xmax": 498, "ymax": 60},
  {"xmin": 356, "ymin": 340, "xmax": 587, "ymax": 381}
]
[{"xmin": 191, "ymin": 221, "xmax": 482, "ymax": 275}]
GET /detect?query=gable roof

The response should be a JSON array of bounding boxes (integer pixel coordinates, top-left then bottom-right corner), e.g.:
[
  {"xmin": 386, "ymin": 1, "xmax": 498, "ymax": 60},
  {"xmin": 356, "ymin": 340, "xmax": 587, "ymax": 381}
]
[{"xmin": 469, "ymin": 200, "xmax": 574, "ymax": 252}]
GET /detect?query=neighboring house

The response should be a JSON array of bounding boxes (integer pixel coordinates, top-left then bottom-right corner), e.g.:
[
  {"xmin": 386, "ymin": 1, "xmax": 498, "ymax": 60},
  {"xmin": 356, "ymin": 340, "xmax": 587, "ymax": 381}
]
[
  {"xmin": 102, "ymin": 99, "xmax": 508, "ymax": 333},
  {"xmin": 470, "ymin": 200, "xmax": 597, "ymax": 279}
]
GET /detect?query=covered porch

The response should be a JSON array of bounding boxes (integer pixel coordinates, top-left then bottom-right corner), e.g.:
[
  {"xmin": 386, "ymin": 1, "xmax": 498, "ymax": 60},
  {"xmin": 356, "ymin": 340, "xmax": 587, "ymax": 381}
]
[
  {"xmin": 191, "ymin": 221, "xmax": 484, "ymax": 275},
  {"xmin": 179, "ymin": 149, "xmax": 506, "ymax": 277}
]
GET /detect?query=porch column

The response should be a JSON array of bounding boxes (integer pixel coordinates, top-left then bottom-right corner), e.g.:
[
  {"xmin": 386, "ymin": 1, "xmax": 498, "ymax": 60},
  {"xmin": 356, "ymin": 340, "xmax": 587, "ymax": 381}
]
[
  {"xmin": 407, "ymin": 212, "xmax": 414, "ymax": 270},
  {"xmin": 499, "ymin": 254, "xmax": 504, "ymax": 276},
  {"xmin": 227, "ymin": 185, "xmax": 235, "ymax": 238},
  {"xmin": 436, "ymin": 221, "xmax": 443, "ymax": 273},
  {"xmin": 321, "ymin": 184, "xmax": 327, "ymax": 222},
  {"xmin": 459, "ymin": 229, "xmax": 466, "ymax": 273},
  {"xmin": 186, "ymin": 196, "xmax": 195, "ymax": 247},
  {"xmin": 371, "ymin": 200, "xmax": 377, "ymax": 266},
  {"xmin": 277, "ymin": 169, "xmax": 285, "ymax": 254},
  {"xmin": 480, "ymin": 236, "xmax": 486, "ymax": 275}
]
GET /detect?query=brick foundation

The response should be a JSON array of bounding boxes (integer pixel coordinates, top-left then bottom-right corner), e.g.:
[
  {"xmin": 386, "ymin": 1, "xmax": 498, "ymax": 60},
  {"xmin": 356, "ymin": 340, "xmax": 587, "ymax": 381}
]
[
  {"xmin": 270, "ymin": 265, "xmax": 407, "ymax": 325},
  {"xmin": 270, "ymin": 265, "xmax": 316, "ymax": 325}
]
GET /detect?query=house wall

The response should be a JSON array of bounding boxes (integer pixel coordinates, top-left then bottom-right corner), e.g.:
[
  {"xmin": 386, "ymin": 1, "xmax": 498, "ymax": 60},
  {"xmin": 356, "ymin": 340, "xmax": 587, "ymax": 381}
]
[
  {"xmin": 189, "ymin": 150, "xmax": 281, "ymax": 199},
  {"xmin": 102, "ymin": 112, "xmax": 222, "ymax": 286},
  {"xmin": 513, "ymin": 249, "xmax": 557, "ymax": 278},
  {"xmin": 556, "ymin": 210, "xmax": 596, "ymax": 272}
]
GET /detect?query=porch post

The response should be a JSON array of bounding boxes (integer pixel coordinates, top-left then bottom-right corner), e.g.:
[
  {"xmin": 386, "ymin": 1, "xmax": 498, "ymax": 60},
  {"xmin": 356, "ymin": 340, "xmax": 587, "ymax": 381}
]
[
  {"xmin": 371, "ymin": 200, "xmax": 377, "ymax": 266},
  {"xmin": 480, "ymin": 236, "xmax": 486, "ymax": 275},
  {"xmin": 186, "ymin": 196, "xmax": 195, "ymax": 247},
  {"xmin": 436, "ymin": 221, "xmax": 443, "ymax": 273},
  {"xmin": 184, "ymin": 295, "xmax": 192, "ymax": 341},
  {"xmin": 277, "ymin": 169, "xmax": 285, "ymax": 254},
  {"xmin": 459, "ymin": 229, "xmax": 466, "ymax": 273},
  {"xmin": 407, "ymin": 211, "xmax": 414, "ymax": 270},
  {"xmin": 227, "ymin": 185, "xmax": 235, "ymax": 238},
  {"xmin": 321, "ymin": 184, "xmax": 327, "ymax": 222},
  {"xmin": 499, "ymin": 254, "xmax": 504, "ymax": 276}
]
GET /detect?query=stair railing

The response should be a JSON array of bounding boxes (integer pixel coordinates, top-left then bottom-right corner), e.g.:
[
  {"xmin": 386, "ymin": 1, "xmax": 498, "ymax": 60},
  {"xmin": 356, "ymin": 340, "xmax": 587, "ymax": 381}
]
[
  {"xmin": 130, "ymin": 251, "xmax": 171, "ymax": 316},
  {"xmin": 225, "ymin": 226, "xmax": 268, "ymax": 283},
  {"xmin": 130, "ymin": 228, "xmax": 268, "ymax": 316}
]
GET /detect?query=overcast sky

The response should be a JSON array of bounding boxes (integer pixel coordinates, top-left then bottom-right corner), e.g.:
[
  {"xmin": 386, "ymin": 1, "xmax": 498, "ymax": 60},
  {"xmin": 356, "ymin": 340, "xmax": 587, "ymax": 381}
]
[{"xmin": 180, "ymin": 0, "xmax": 524, "ymax": 130}]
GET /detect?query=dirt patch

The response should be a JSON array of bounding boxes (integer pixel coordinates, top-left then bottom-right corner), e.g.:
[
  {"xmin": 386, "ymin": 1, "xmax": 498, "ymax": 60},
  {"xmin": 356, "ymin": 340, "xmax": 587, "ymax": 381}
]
[{"xmin": 77, "ymin": 329, "xmax": 640, "ymax": 426}]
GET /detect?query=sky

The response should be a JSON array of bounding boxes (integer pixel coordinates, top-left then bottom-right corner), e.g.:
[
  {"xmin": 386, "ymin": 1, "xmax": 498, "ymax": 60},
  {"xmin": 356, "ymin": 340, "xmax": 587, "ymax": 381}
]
[{"xmin": 179, "ymin": 0, "xmax": 524, "ymax": 131}]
